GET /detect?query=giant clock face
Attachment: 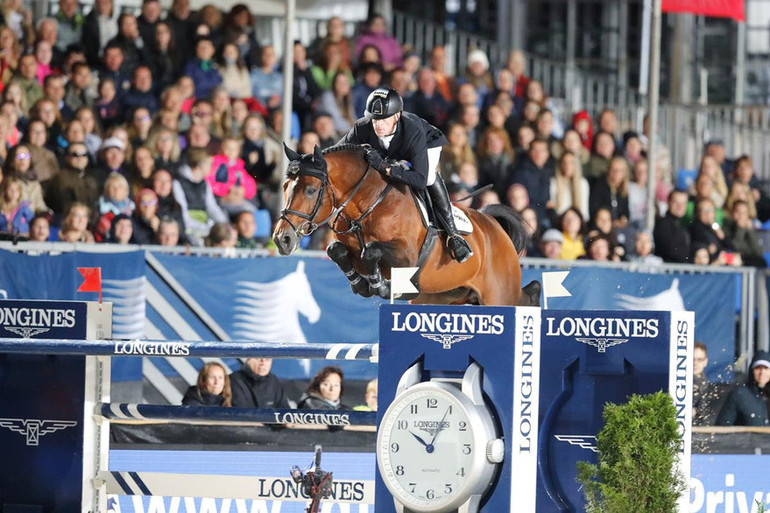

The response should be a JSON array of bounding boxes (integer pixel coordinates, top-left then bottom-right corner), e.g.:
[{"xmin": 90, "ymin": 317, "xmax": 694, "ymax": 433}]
[{"xmin": 377, "ymin": 383, "xmax": 484, "ymax": 512}]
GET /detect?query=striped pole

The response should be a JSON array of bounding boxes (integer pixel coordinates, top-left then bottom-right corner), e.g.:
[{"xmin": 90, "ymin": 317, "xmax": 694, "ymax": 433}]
[{"xmin": 0, "ymin": 338, "xmax": 378, "ymax": 361}]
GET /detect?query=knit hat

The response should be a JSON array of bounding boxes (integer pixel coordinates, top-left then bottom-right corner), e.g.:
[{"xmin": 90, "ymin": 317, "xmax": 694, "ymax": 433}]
[{"xmin": 467, "ymin": 49, "xmax": 489, "ymax": 71}]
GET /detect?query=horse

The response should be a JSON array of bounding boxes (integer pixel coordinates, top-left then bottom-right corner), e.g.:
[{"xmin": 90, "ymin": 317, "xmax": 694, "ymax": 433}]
[{"xmin": 273, "ymin": 144, "xmax": 541, "ymax": 307}]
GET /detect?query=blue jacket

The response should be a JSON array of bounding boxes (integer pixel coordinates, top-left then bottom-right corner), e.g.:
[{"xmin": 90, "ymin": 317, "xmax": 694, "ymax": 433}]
[
  {"xmin": 183, "ymin": 59, "xmax": 223, "ymax": 99},
  {"xmin": 0, "ymin": 201, "xmax": 35, "ymax": 235}
]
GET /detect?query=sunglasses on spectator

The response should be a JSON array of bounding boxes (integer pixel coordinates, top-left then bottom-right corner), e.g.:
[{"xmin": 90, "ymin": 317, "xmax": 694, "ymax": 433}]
[
  {"xmin": 134, "ymin": 115, "xmax": 151, "ymax": 122},
  {"xmin": 68, "ymin": 151, "xmax": 89, "ymax": 157},
  {"xmin": 15, "ymin": 152, "xmax": 30, "ymax": 160},
  {"xmin": 193, "ymin": 110, "xmax": 212, "ymax": 117},
  {"xmin": 140, "ymin": 199, "xmax": 158, "ymax": 207}
]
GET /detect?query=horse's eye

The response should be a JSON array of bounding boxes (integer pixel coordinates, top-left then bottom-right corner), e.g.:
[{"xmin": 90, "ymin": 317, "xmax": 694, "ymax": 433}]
[{"xmin": 305, "ymin": 186, "xmax": 318, "ymax": 198}]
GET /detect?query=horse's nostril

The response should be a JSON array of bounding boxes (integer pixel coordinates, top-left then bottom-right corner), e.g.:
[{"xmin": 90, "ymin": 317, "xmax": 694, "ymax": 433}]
[{"xmin": 281, "ymin": 235, "xmax": 292, "ymax": 246}]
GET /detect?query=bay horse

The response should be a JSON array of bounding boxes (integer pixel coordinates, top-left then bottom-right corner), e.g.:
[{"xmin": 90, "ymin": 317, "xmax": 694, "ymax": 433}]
[{"xmin": 273, "ymin": 144, "xmax": 541, "ymax": 306}]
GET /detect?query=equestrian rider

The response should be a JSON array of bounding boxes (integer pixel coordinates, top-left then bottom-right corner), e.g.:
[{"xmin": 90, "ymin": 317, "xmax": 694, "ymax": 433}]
[{"xmin": 338, "ymin": 87, "xmax": 474, "ymax": 263}]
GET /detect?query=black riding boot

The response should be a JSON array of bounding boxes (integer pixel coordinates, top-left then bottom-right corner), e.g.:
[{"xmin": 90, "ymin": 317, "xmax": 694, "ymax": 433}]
[{"xmin": 427, "ymin": 176, "xmax": 473, "ymax": 263}]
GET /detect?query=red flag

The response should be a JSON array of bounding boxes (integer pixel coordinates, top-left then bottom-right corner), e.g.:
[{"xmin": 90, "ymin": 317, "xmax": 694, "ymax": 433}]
[
  {"xmin": 77, "ymin": 267, "xmax": 102, "ymax": 303},
  {"xmin": 662, "ymin": 0, "xmax": 745, "ymax": 21}
]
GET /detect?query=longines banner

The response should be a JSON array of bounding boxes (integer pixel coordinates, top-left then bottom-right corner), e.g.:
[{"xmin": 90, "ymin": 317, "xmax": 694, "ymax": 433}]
[{"xmin": 0, "ymin": 299, "xmax": 112, "ymax": 513}]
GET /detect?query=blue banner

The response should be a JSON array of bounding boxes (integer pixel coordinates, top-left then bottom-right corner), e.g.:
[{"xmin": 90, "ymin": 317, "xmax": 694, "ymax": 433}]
[{"xmin": 522, "ymin": 267, "xmax": 736, "ymax": 382}]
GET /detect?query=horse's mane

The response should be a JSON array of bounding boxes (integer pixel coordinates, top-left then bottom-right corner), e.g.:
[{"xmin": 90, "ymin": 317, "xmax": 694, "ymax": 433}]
[{"xmin": 322, "ymin": 144, "xmax": 367, "ymax": 156}]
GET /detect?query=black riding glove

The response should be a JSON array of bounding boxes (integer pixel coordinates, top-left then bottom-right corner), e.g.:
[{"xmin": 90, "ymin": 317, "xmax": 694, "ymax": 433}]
[
  {"xmin": 364, "ymin": 148, "xmax": 386, "ymax": 173},
  {"xmin": 383, "ymin": 159, "xmax": 412, "ymax": 180}
]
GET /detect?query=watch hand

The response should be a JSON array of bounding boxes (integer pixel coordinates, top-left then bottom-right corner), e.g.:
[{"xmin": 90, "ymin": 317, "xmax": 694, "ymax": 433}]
[
  {"xmin": 410, "ymin": 431, "xmax": 429, "ymax": 447},
  {"xmin": 429, "ymin": 407, "xmax": 452, "ymax": 447}
]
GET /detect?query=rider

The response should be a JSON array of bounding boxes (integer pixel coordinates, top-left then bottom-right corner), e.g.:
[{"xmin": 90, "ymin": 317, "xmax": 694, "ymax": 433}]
[{"xmin": 338, "ymin": 87, "xmax": 474, "ymax": 263}]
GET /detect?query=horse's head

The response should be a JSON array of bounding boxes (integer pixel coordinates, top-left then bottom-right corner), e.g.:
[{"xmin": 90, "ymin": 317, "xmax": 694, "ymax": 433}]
[{"xmin": 273, "ymin": 144, "xmax": 332, "ymax": 255}]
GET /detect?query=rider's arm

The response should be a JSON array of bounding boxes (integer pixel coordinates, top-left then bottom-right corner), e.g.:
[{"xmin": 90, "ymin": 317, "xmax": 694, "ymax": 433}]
[{"xmin": 386, "ymin": 124, "xmax": 429, "ymax": 188}]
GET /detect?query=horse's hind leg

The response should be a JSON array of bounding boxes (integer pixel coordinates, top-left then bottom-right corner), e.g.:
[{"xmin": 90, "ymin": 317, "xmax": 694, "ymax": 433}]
[
  {"xmin": 327, "ymin": 241, "xmax": 372, "ymax": 297},
  {"xmin": 361, "ymin": 242, "xmax": 391, "ymax": 299}
]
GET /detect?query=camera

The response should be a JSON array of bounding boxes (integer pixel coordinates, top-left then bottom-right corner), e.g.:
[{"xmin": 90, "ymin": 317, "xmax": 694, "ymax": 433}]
[{"xmin": 290, "ymin": 445, "xmax": 333, "ymax": 513}]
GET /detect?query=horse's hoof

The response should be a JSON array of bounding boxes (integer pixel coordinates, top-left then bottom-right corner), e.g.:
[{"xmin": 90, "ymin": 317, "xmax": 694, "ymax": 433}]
[
  {"xmin": 377, "ymin": 281, "xmax": 391, "ymax": 299},
  {"xmin": 352, "ymin": 280, "xmax": 373, "ymax": 297}
]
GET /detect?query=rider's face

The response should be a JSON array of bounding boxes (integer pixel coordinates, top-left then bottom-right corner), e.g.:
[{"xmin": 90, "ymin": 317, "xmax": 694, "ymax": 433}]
[{"xmin": 372, "ymin": 113, "xmax": 399, "ymax": 137}]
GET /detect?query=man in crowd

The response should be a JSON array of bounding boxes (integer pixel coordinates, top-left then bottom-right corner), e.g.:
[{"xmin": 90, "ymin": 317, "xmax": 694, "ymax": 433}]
[{"xmin": 230, "ymin": 357, "xmax": 290, "ymax": 409}]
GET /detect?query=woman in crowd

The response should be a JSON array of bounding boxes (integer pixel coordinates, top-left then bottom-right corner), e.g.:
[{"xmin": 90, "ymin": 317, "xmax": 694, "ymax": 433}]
[
  {"xmin": 152, "ymin": 168, "xmax": 187, "ymax": 243},
  {"xmin": 30, "ymin": 97, "xmax": 63, "ymax": 149},
  {"xmin": 696, "ymin": 155, "xmax": 728, "ymax": 209},
  {"xmin": 298, "ymin": 366, "xmax": 349, "ymax": 410},
  {"xmin": 550, "ymin": 151, "xmax": 589, "ymax": 222},
  {"xmin": 218, "ymin": 42, "xmax": 252, "ymax": 100},
  {"xmin": 23, "ymin": 118, "xmax": 59, "ymax": 183},
  {"xmin": 210, "ymin": 86, "xmax": 233, "ymax": 140},
  {"xmin": 147, "ymin": 126, "xmax": 181, "ymax": 175},
  {"xmin": 2, "ymin": 81, "xmax": 28, "ymax": 131},
  {"xmin": 222, "ymin": 4, "xmax": 261, "ymax": 69},
  {"xmin": 311, "ymin": 41, "xmax": 353, "ymax": 92},
  {"xmin": 128, "ymin": 145, "xmax": 155, "ymax": 197},
  {"xmin": 584, "ymin": 130, "xmax": 616, "ymax": 184},
  {"xmin": 315, "ymin": 70, "xmax": 355, "ymax": 135},
  {"xmin": 249, "ymin": 44, "xmax": 283, "ymax": 110},
  {"xmin": 127, "ymin": 107, "xmax": 153, "ymax": 149},
  {"xmin": 690, "ymin": 197, "xmax": 738, "ymax": 266},
  {"xmin": 131, "ymin": 188, "xmax": 161, "ymax": 245},
  {"xmin": 724, "ymin": 199, "xmax": 766, "ymax": 268},
  {"xmin": 476, "ymin": 126, "xmax": 514, "ymax": 199},
  {"xmin": 589, "ymin": 156, "xmax": 630, "ymax": 227},
  {"xmin": 558, "ymin": 207, "xmax": 586, "ymax": 260},
  {"xmin": 439, "ymin": 121, "xmax": 476, "ymax": 182},
  {"xmin": 5, "ymin": 143, "xmax": 47, "ymax": 212},
  {"xmin": 106, "ymin": 213, "xmax": 133, "ymax": 244},
  {"xmin": 95, "ymin": 172, "xmax": 134, "ymax": 241},
  {"xmin": 0, "ymin": 176, "xmax": 34, "ymax": 236},
  {"xmin": 149, "ymin": 21, "xmax": 180, "ymax": 91},
  {"xmin": 58, "ymin": 201, "xmax": 94, "ymax": 242},
  {"xmin": 74, "ymin": 107, "xmax": 103, "ymax": 160},
  {"xmin": 182, "ymin": 362, "xmax": 232, "ymax": 407}
]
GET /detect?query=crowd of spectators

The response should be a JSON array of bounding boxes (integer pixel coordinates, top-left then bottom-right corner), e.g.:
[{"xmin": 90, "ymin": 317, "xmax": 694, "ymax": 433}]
[{"xmin": 0, "ymin": 0, "xmax": 767, "ymax": 268}]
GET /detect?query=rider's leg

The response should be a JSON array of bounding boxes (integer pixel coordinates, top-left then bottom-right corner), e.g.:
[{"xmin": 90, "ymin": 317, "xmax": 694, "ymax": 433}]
[
  {"xmin": 426, "ymin": 167, "xmax": 473, "ymax": 263},
  {"xmin": 327, "ymin": 241, "xmax": 371, "ymax": 297}
]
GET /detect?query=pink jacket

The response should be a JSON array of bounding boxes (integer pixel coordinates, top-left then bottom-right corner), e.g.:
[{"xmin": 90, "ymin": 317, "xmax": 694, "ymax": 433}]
[
  {"xmin": 355, "ymin": 31, "xmax": 403, "ymax": 68},
  {"xmin": 206, "ymin": 155, "xmax": 257, "ymax": 200}
]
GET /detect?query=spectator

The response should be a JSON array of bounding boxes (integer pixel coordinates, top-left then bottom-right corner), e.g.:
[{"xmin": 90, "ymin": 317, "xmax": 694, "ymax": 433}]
[
  {"xmin": 15, "ymin": 53, "xmax": 43, "ymax": 108},
  {"xmin": 221, "ymin": 4, "xmax": 260, "ymax": 69},
  {"xmin": 205, "ymin": 221, "xmax": 237, "ymax": 248},
  {"xmin": 6, "ymin": 143, "xmax": 47, "ymax": 213},
  {"xmin": 704, "ymin": 139, "xmax": 733, "ymax": 178},
  {"xmin": 106, "ymin": 212, "xmax": 133, "ymax": 244},
  {"xmin": 207, "ymin": 87, "xmax": 233, "ymax": 140},
  {"xmin": 136, "ymin": 0, "xmax": 161, "ymax": 48},
  {"xmin": 43, "ymin": 73, "xmax": 70, "ymax": 122},
  {"xmin": 94, "ymin": 77, "xmax": 122, "ymax": 129},
  {"xmin": 208, "ymin": 137, "xmax": 257, "ymax": 216},
  {"xmin": 732, "ymin": 155, "xmax": 770, "ymax": 222},
  {"xmin": 24, "ymin": 118, "xmax": 59, "ymax": 182},
  {"xmin": 121, "ymin": 65, "xmax": 158, "ymax": 115},
  {"xmin": 590, "ymin": 207, "xmax": 626, "ymax": 260},
  {"xmin": 583, "ymin": 231, "xmax": 616, "ymax": 262},
  {"xmin": 156, "ymin": 216, "xmax": 181, "ymax": 246},
  {"xmin": 184, "ymin": 36, "xmax": 222, "ymax": 99},
  {"xmin": 430, "ymin": 45, "xmax": 454, "ymax": 102},
  {"xmin": 622, "ymin": 131, "xmax": 644, "ymax": 167},
  {"xmin": 241, "ymin": 114, "xmax": 279, "ymax": 190},
  {"xmin": 685, "ymin": 172, "xmax": 725, "ymax": 227},
  {"xmin": 152, "ymin": 168, "xmax": 185, "ymax": 234},
  {"xmin": 81, "ymin": 0, "xmax": 118, "ymax": 67},
  {"xmin": 173, "ymin": 148, "xmax": 227, "ymax": 245},
  {"xmin": 408, "ymin": 68, "xmax": 451, "ymax": 131},
  {"xmin": 250, "ymin": 44, "xmax": 282, "ymax": 110},
  {"xmin": 629, "ymin": 230, "xmax": 662, "ymax": 266},
  {"xmin": 291, "ymin": 40, "xmax": 319, "ymax": 131},
  {"xmin": 690, "ymin": 198, "xmax": 738, "ymax": 266},
  {"xmin": 36, "ymin": 18, "xmax": 63, "ymax": 70},
  {"xmin": 558, "ymin": 207, "xmax": 586, "ymax": 260},
  {"xmin": 717, "ymin": 350, "xmax": 770, "ymax": 426},
  {"xmin": 598, "ymin": 109, "xmax": 620, "ymax": 146},
  {"xmin": 584, "ymin": 130, "xmax": 615, "ymax": 184},
  {"xmin": 520, "ymin": 205, "xmax": 540, "ymax": 256},
  {"xmin": 233, "ymin": 209, "xmax": 263, "ymax": 249},
  {"xmin": 131, "ymin": 188, "xmax": 160, "ymax": 244},
  {"xmin": 550, "ymin": 151, "xmax": 589, "ymax": 222},
  {"xmin": 724, "ymin": 200, "xmax": 765, "ymax": 267},
  {"xmin": 555, "ymin": 129, "xmax": 590, "ymax": 167},
  {"xmin": 311, "ymin": 112, "xmax": 337, "ymax": 149},
  {"xmin": 502, "ymin": 49, "xmax": 530, "ymax": 98},
  {"xmin": 589, "ymin": 156, "xmax": 630, "ymax": 227},
  {"xmin": 315, "ymin": 71, "xmax": 355, "ymax": 135},
  {"xmin": 107, "ymin": 13, "xmax": 150, "ymax": 74},
  {"xmin": 298, "ymin": 365, "xmax": 349, "ymax": 410},
  {"xmin": 538, "ymin": 228, "xmax": 563, "ymax": 259},
  {"xmin": 1, "ymin": 0, "xmax": 33, "ymax": 45},
  {"xmin": 653, "ymin": 190, "xmax": 690, "ymax": 263},
  {"xmin": 476, "ymin": 126, "xmax": 514, "ymax": 199},
  {"xmin": 309, "ymin": 17, "xmax": 352, "ymax": 69},
  {"xmin": 352, "ymin": 62, "xmax": 384, "ymax": 119},
  {"xmin": 3, "ymin": 81, "xmax": 29, "ymax": 130},
  {"xmin": 696, "ymin": 155, "xmax": 728, "ymax": 210},
  {"xmin": 63, "ymin": 62, "xmax": 93, "ymax": 115},
  {"xmin": 0, "ymin": 176, "xmax": 34, "ymax": 236},
  {"xmin": 692, "ymin": 342, "xmax": 717, "ymax": 426},
  {"xmin": 355, "ymin": 14, "xmax": 401, "ymax": 71},
  {"xmin": 230, "ymin": 357, "xmax": 290, "ymax": 409},
  {"xmin": 182, "ymin": 362, "xmax": 232, "ymax": 407},
  {"xmin": 34, "ymin": 39, "xmax": 56, "ymax": 86},
  {"xmin": 353, "ymin": 378, "xmax": 378, "ymax": 412},
  {"xmin": 218, "ymin": 42, "xmax": 251, "ymax": 100},
  {"xmin": 28, "ymin": 213, "xmax": 50, "ymax": 241},
  {"xmin": 296, "ymin": 131, "xmax": 320, "ymax": 154},
  {"xmin": 94, "ymin": 136, "xmax": 127, "ymax": 188},
  {"xmin": 511, "ymin": 137, "xmax": 552, "ymax": 224},
  {"xmin": 0, "ymin": 101, "xmax": 20, "ymax": 148},
  {"xmin": 95, "ymin": 171, "xmax": 134, "ymax": 240},
  {"xmin": 725, "ymin": 182, "xmax": 757, "ymax": 225},
  {"xmin": 71, "ymin": 107, "xmax": 100, "ymax": 159},
  {"xmin": 627, "ymin": 159, "xmax": 651, "ymax": 229},
  {"xmin": 128, "ymin": 145, "xmax": 156, "ymax": 197},
  {"xmin": 462, "ymin": 49, "xmax": 493, "ymax": 105},
  {"xmin": 165, "ymin": 0, "xmax": 196, "ymax": 65},
  {"xmin": 44, "ymin": 141, "xmax": 97, "ymax": 214},
  {"xmin": 439, "ymin": 121, "xmax": 476, "ymax": 181},
  {"xmin": 58, "ymin": 201, "xmax": 94, "ymax": 242}
]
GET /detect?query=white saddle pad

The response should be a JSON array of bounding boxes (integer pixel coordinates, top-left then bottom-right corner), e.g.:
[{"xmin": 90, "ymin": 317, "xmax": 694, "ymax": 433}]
[{"xmin": 414, "ymin": 195, "xmax": 473, "ymax": 235}]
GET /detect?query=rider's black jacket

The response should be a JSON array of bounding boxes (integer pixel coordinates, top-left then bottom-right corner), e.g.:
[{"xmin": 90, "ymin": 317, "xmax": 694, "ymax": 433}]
[{"xmin": 338, "ymin": 111, "xmax": 448, "ymax": 190}]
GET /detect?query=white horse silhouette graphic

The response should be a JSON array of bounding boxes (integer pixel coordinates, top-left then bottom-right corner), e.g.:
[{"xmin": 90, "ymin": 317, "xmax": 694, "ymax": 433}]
[
  {"xmin": 615, "ymin": 278, "xmax": 686, "ymax": 311},
  {"xmin": 102, "ymin": 277, "xmax": 146, "ymax": 339},
  {"xmin": 232, "ymin": 260, "xmax": 321, "ymax": 344}
]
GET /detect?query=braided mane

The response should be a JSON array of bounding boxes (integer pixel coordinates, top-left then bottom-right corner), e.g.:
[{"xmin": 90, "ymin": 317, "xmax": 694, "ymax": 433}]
[{"xmin": 322, "ymin": 144, "xmax": 367, "ymax": 155}]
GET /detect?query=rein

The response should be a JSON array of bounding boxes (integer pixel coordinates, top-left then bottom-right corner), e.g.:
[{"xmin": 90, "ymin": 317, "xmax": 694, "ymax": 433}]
[{"xmin": 280, "ymin": 157, "xmax": 392, "ymax": 245}]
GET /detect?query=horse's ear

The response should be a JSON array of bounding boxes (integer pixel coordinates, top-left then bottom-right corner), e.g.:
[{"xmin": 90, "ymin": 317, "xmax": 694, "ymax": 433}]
[
  {"xmin": 313, "ymin": 145, "xmax": 324, "ymax": 162},
  {"xmin": 284, "ymin": 142, "xmax": 301, "ymax": 161}
]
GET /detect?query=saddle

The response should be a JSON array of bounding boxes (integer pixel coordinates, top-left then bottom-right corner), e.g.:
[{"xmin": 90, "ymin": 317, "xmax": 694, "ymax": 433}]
[{"xmin": 411, "ymin": 189, "xmax": 473, "ymax": 235}]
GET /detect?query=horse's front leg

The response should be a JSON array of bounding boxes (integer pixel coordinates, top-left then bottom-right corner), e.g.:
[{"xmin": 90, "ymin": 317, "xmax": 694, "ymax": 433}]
[
  {"xmin": 327, "ymin": 241, "xmax": 372, "ymax": 297},
  {"xmin": 361, "ymin": 241, "xmax": 392, "ymax": 299}
]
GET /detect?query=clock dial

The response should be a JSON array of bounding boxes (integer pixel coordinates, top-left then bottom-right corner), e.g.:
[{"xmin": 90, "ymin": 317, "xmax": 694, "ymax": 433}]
[{"xmin": 378, "ymin": 384, "xmax": 478, "ymax": 511}]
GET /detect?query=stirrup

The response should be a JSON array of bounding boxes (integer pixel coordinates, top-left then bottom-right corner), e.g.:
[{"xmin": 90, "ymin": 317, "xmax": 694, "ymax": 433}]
[{"xmin": 447, "ymin": 234, "xmax": 473, "ymax": 263}]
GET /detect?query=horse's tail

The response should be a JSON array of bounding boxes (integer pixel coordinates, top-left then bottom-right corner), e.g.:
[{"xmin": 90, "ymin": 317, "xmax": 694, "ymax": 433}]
[{"xmin": 479, "ymin": 204, "xmax": 530, "ymax": 256}]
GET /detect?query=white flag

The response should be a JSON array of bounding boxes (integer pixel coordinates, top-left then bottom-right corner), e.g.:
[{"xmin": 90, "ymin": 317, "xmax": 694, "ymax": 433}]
[
  {"xmin": 391, "ymin": 267, "xmax": 420, "ymax": 300},
  {"xmin": 542, "ymin": 271, "xmax": 571, "ymax": 309}
]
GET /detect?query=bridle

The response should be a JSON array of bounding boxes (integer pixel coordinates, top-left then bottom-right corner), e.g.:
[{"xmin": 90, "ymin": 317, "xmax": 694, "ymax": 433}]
[{"xmin": 279, "ymin": 155, "xmax": 392, "ymax": 245}]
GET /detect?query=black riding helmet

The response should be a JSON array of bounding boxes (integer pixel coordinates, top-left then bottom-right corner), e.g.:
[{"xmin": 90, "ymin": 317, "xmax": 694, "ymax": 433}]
[{"xmin": 364, "ymin": 88, "xmax": 404, "ymax": 120}]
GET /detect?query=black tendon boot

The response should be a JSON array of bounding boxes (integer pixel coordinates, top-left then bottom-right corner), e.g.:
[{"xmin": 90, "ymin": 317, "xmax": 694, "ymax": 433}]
[{"xmin": 427, "ymin": 175, "xmax": 473, "ymax": 263}]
